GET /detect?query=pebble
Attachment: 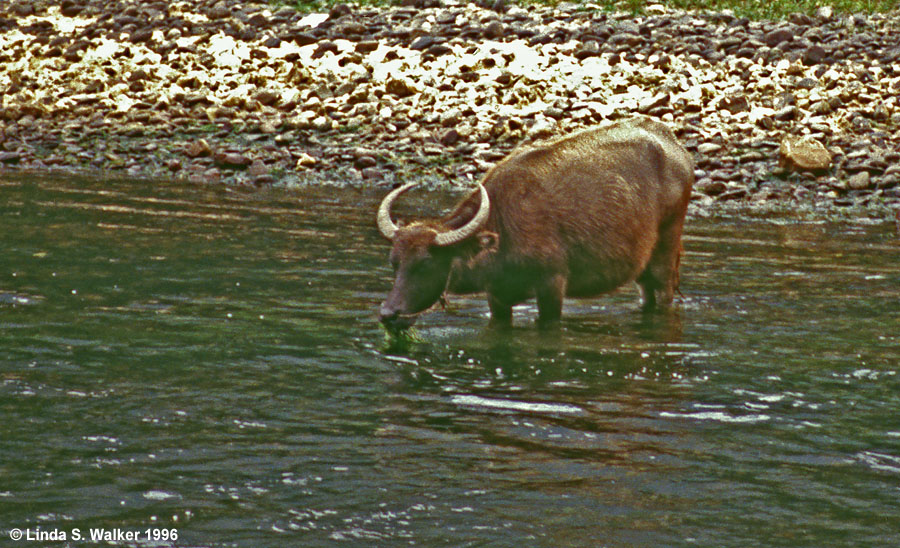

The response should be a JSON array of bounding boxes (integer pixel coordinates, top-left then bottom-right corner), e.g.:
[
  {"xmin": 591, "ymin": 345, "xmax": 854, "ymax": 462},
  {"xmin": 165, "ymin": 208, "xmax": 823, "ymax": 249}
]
[
  {"xmin": 385, "ymin": 78, "xmax": 418, "ymax": 98},
  {"xmin": 847, "ymin": 171, "xmax": 870, "ymax": 190},
  {"xmin": 441, "ymin": 128, "xmax": 461, "ymax": 146},
  {"xmin": 803, "ymin": 45, "xmax": 828, "ymax": 65},
  {"xmin": 483, "ymin": 21, "xmax": 504, "ymax": 39},
  {"xmin": 697, "ymin": 143, "xmax": 723, "ymax": 155},
  {"xmin": 185, "ymin": 139, "xmax": 212, "ymax": 159},
  {"xmin": 214, "ymin": 152, "xmax": 252, "ymax": 169},
  {"xmin": 774, "ymin": 106, "xmax": 800, "ymax": 121}
]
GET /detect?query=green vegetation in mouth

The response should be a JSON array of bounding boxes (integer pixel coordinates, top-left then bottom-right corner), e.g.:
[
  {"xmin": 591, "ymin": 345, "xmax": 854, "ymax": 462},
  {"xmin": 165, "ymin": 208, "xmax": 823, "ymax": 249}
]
[{"xmin": 381, "ymin": 323, "xmax": 425, "ymax": 352}]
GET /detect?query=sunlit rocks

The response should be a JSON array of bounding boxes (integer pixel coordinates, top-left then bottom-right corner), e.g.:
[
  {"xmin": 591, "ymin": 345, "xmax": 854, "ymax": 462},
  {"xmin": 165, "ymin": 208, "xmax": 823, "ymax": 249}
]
[{"xmin": 0, "ymin": 0, "xmax": 898, "ymax": 207}]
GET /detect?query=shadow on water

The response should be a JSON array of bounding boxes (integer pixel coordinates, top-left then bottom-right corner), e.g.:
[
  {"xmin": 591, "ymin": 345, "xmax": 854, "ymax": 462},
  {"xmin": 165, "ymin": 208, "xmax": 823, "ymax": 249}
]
[{"xmin": 1, "ymin": 174, "xmax": 899, "ymax": 547}]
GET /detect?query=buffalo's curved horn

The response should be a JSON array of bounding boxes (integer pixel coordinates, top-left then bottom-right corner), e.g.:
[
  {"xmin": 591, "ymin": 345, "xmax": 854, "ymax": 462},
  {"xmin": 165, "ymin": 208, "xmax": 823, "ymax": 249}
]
[
  {"xmin": 434, "ymin": 184, "xmax": 490, "ymax": 247},
  {"xmin": 376, "ymin": 182, "xmax": 418, "ymax": 240}
]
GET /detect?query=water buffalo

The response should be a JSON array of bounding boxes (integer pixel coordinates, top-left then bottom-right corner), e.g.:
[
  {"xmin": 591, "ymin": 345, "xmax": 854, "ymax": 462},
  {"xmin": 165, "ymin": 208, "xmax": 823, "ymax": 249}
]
[{"xmin": 377, "ymin": 116, "xmax": 694, "ymax": 329}]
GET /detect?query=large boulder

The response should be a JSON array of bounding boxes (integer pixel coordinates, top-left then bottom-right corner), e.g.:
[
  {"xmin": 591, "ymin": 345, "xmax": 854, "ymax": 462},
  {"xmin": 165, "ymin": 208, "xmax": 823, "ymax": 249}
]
[{"xmin": 778, "ymin": 136, "xmax": 832, "ymax": 174}]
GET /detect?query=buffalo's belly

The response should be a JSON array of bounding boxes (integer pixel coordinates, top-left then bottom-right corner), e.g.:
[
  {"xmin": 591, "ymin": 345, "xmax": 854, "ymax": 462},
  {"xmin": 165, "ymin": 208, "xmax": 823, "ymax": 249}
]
[
  {"xmin": 486, "ymin": 268, "xmax": 538, "ymax": 305},
  {"xmin": 565, "ymin": 258, "xmax": 643, "ymax": 297}
]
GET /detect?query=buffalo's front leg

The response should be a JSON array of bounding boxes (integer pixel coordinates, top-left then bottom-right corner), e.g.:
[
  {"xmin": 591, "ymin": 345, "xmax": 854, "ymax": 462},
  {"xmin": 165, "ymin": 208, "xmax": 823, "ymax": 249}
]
[
  {"xmin": 536, "ymin": 273, "xmax": 566, "ymax": 327},
  {"xmin": 488, "ymin": 294, "xmax": 513, "ymax": 327}
]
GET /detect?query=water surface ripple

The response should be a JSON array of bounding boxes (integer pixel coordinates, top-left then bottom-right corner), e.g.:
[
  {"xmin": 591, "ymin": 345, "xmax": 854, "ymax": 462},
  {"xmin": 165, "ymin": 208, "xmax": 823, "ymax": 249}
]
[{"xmin": 1, "ymin": 175, "xmax": 898, "ymax": 547}]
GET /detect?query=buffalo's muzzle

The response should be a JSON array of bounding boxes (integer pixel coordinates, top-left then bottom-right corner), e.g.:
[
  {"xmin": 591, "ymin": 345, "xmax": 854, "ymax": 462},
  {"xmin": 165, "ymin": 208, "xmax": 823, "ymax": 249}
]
[{"xmin": 379, "ymin": 304, "xmax": 416, "ymax": 330}]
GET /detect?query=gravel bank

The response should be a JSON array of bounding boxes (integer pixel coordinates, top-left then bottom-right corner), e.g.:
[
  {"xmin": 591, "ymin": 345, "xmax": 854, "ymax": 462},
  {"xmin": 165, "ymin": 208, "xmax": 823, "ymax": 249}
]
[{"xmin": 1, "ymin": 0, "xmax": 899, "ymax": 213}]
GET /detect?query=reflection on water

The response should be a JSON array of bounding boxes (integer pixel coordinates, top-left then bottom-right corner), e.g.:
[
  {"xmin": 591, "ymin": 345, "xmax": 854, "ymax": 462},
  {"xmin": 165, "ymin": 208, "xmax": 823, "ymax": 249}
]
[{"xmin": 1, "ymin": 174, "xmax": 898, "ymax": 547}]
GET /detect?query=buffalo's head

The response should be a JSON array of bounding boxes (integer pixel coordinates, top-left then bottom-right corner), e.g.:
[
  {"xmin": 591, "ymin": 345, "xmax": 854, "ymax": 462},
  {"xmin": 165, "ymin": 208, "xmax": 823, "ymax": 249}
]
[{"xmin": 376, "ymin": 182, "xmax": 490, "ymax": 330}]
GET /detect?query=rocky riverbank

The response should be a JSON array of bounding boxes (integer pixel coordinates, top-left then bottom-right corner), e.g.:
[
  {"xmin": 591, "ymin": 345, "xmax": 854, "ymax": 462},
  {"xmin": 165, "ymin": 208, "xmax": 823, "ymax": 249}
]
[{"xmin": 1, "ymin": 0, "xmax": 899, "ymax": 213}]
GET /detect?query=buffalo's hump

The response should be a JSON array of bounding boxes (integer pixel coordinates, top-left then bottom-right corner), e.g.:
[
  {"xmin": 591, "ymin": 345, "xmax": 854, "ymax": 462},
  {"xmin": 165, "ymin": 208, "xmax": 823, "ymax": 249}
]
[{"xmin": 477, "ymin": 116, "xmax": 693, "ymax": 282}]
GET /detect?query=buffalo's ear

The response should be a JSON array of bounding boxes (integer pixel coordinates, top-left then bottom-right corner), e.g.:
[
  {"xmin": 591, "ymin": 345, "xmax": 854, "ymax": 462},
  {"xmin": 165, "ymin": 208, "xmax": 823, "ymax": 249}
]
[
  {"xmin": 478, "ymin": 231, "xmax": 500, "ymax": 253},
  {"xmin": 445, "ymin": 202, "xmax": 477, "ymax": 230},
  {"xmin": 444, "ymin": 187, "xmax": 486, "ymax": 230}
]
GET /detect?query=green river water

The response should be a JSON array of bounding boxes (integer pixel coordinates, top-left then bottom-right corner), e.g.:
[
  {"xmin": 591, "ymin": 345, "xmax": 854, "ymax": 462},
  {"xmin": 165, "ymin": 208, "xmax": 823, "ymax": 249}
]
[{"xmin": 1, "ymin": 174, "xmax": 898, "ymax": 547}]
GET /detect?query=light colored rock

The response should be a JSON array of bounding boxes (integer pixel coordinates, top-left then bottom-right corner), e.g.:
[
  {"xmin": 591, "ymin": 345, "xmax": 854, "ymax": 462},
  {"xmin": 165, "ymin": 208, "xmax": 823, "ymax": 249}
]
[
  {"xmin": 847, "ymin": 171, "xmax": 870, "ymax": 190},
  {"xmin": 295, "ymin": 153, "xmax": 318, "ymax": 168},
  {"xmin": 778, "ymin": 136, "xmax": 832, "ymax": 173},
  {"xmin": 698, "ymin": 143, "xmax": 723, "ymax": 155}
]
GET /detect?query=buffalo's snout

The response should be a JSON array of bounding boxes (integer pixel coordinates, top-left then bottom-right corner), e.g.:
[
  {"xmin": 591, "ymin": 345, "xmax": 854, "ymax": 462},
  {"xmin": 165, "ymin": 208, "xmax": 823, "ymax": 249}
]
[{"xmin": 379, "ymin": 302, "xmax": 415, "ymax": 331}]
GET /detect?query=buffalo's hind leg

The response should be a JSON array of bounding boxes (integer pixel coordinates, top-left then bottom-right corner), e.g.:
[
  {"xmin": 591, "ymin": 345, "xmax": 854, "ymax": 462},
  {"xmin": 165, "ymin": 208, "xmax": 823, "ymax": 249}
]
[
  {"xmin": 535, "ymin": 273, "xmax": 566, "ymax": 327},
  {"xmin": 637, "ymin": 217, "xmax": 685, "ymax": 312}
]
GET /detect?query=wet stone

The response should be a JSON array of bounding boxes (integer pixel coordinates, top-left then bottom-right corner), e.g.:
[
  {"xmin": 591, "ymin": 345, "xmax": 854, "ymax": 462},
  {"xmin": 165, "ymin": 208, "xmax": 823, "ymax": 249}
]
[
  {"xmin": 13, "ymin": 3, "xmax": 35, "ymax": 16},
  {"xmin": 337, "ymin": 22, "xmax": 367, "ymax": 36},
  {"xmin": 291, "ymin": 32, "xmax": 319, "ymax": 47},
  {"xmin": 60, "ymin": 1, "xmax": 83, "ymax": 17},
  {"xmin": 719, "ymin": 95, "xmax": 750, "ymax": 114}
]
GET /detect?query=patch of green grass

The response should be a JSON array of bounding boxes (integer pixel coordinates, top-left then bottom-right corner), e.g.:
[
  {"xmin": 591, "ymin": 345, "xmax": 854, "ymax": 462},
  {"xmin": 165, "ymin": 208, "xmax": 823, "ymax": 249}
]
[
  {"xmin": 645, "ymin": 0, "xmax": 898, "ymax": 18},
  {"xmin": 541, "ymin": 0, "xmax": 898, "ymax": 17},
  {"xmin": 269, "ymin": 0, "xmax": 897, "ymax": 18},
  {"xmin": 336, "ymin": 122, "xmax": 363, "ymax": 134}
]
